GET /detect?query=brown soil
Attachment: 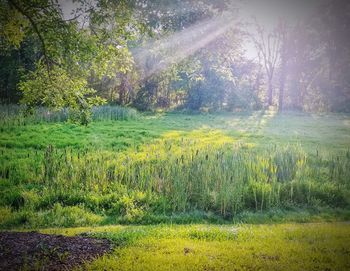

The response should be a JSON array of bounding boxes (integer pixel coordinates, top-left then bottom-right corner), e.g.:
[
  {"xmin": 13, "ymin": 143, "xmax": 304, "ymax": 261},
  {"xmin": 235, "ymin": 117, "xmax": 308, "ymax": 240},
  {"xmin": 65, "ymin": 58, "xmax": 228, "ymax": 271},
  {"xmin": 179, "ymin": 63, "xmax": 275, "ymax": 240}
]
[{"xmin": 0, "ymin": 231, "xmax": 112, "ymax": 271}]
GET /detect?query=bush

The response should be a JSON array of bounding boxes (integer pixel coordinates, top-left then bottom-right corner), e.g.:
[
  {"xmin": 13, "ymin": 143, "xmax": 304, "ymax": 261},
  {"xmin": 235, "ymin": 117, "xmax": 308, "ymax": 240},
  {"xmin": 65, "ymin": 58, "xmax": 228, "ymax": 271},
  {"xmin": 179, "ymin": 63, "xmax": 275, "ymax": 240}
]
[{"xmin": 35, "ymin": 203, "xmax": 103, "ymax": 228}]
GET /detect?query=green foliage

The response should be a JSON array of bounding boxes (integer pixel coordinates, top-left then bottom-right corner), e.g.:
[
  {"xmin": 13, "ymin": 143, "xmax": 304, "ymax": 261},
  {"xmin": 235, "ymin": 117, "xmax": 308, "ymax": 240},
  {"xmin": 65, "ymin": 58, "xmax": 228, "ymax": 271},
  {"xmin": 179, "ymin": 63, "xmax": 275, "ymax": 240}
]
[
  {"xmin": 19, "ymin": 63, "xmax": 106, "ymax": 124},
  {"xmin": 0, "ymin": 111, "xmax": 349, "ymax": 228},
  {"xmin": 0, "ymin": 0, "xmax": 140, "ymax": 123},
  {"xmin": 0, "ymin": 3, "xmax": 28, "ymax": 49},
  {"xmin": 35, "ymin": 203, "xmax": 104, "ymax": 228},
  {"xmin": 186, "ymin": 70, "xmax": 227, "ymax": 111}
]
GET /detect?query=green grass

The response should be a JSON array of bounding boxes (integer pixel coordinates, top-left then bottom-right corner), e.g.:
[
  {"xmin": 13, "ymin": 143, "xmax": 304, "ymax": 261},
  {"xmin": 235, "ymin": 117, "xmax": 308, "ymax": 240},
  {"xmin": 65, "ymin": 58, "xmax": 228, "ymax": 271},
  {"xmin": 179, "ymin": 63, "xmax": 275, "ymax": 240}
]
[
  {"xmin": 0, "ymin": 104, "xmax": 139, "ymax": 125},
  {"xmin": 1, "ymin": 107, "xmax": 350, "ymax": 269},
  {"xmin": 35, "ymin": 222, "xmax": 350, "ymax": 271},
  {"xmin": 1, "ymin": 110, "xmax": 349, "ymax": 152},
  {"xmin": 0, "ymin": 107, "xmax": 350, "ymax": 228}
]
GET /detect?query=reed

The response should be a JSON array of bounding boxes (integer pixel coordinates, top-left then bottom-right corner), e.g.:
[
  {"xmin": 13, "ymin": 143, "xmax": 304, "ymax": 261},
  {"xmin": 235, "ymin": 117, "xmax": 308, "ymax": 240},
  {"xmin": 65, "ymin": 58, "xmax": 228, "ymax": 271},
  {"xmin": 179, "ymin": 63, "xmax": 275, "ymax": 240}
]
[
  {"xmin": 1, "ymin": 137, "xmax": 349, "ymax": 224},
  {"xmin": 0, "ymin": 104, "xmax": 139, "ymax": 126}
]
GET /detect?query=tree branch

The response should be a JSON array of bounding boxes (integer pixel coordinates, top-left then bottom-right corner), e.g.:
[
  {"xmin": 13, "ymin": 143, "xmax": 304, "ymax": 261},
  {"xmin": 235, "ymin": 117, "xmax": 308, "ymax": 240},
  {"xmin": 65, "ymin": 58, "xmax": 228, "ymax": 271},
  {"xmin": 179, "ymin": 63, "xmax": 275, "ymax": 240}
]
[{"xmin": 7, "ymin": 0, "xmax": 51, "ymax": 74}]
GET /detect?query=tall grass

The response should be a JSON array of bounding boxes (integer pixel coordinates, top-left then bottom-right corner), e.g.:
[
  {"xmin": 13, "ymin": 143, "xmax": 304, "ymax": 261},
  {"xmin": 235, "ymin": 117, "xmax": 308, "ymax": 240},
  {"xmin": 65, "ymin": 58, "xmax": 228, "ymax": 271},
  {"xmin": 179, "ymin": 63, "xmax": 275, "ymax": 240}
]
[
  {"xmin": 92, "ymin": 105, "xmax": 138, "ymax": 121},
  {"xmin": 0, "ymin": 104, "xmax": 139, "ymax": 125},
  {"xmin": 1, "ymin": 136, "xmax": 349, "ymax": 226}
]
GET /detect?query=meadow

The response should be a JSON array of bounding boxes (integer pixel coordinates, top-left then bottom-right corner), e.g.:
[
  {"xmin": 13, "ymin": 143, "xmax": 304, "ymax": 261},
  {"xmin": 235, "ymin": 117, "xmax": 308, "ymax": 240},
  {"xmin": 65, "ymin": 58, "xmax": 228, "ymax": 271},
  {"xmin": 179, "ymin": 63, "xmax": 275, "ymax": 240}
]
[{"xmin": 1, "ymin": 106, "xmax": 349, "ymax": 228}]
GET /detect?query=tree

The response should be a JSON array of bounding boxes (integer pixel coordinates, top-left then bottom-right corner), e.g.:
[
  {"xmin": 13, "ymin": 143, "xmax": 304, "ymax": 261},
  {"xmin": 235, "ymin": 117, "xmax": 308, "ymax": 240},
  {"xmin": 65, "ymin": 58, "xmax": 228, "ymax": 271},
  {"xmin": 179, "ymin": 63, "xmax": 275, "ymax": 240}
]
[
  {"xmin": 282, "ymin": 0, "xmax": 350, "ymax": 112},
  {"xmin": 277, "ymin": 20, "xmax": 288, "ymax": 111},
  {"xmin": 130, "ymin": 0, "xmax": 232, "ymax": 110},
  {"xmin": 0, "ymin": 0, "xmax": 139, "ymax": 123},
  {"xmin": 316, "ymin": 0, "xmax": 350, "ymax": 112},
  {"xmin": 251, "ymin": 19, "xmax": 281, "ymax": 106}
]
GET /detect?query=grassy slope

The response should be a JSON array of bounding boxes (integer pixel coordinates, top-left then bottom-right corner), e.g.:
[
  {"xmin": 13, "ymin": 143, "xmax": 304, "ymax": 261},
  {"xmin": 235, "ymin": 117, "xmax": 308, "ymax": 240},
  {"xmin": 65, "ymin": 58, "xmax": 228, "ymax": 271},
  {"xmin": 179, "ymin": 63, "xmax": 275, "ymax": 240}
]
[{"xmin": 38, "ymin": 222, "xmax": 350, "ymax": 271}]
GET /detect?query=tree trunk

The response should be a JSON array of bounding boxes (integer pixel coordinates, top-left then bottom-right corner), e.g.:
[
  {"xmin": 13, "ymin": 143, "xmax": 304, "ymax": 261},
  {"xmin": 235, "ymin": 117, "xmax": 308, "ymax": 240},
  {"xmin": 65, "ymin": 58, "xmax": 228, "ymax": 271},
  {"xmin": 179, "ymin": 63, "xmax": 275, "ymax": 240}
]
[
  {"xmin": 267, "ymin": 79, "xmax": 273, "ymax": 106},
  {"xmin": 279, "ymin": 48, "xmax": 287, "ymax": 111},
  {"xmin": 278, "ymin": 79, "xmax": 285, "ymax": 111},
  {"xmin": 119, "ymin": 76, "xmax": 127, "ymax": 105}
]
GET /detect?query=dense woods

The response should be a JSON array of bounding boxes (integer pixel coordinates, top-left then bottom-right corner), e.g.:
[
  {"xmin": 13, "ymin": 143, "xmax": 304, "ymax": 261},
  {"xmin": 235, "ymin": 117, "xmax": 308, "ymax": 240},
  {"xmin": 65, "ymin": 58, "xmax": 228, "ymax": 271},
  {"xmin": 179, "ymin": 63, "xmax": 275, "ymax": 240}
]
[{"xmin": 0, "ymin": 0, "xmax": 349, "ymax": 122}]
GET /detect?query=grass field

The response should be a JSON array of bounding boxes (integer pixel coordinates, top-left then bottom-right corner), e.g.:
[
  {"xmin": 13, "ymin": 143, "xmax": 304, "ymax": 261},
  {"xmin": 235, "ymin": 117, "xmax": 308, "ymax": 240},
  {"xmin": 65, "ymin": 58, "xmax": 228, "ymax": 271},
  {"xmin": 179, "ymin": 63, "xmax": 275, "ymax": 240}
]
[
  {"xmin": 1, "ymin": 108, "xmax": 350, "ymax": 228},
  {"xmin": 37, "ymin": 222, "xmax": 350, "ymax": 271},
  {"xmin": 1, "ymin": 107, "xmax": 350, "ymax": 270},
  {"xmin": 1, "ymin": 109, "xmax": 349, "ymax": 152}
]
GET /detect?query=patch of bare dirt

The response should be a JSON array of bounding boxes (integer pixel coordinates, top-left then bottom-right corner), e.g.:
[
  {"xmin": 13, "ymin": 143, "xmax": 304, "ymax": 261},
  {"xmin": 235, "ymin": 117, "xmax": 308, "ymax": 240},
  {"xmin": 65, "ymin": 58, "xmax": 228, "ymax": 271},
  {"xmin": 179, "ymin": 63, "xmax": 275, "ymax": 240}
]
[{"xmin": 0, "ymin": 231, "xmax": 112, "ymax": 271}]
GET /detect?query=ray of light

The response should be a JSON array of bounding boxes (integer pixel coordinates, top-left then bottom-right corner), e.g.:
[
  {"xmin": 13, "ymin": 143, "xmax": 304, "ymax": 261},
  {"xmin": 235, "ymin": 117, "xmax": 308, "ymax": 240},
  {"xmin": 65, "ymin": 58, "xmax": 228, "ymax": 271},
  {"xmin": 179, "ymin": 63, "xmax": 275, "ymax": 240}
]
[{"xmin": 132, "ymin": 14, "xmax": 236, "ymax": 79}]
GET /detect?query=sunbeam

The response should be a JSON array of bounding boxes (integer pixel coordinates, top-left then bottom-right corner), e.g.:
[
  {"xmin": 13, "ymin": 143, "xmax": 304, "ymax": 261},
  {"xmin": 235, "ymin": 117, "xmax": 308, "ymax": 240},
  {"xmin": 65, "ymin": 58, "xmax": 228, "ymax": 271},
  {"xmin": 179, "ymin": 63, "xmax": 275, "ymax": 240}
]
[{"xmin": 132, "ymin": 14, "xmax": 236, "ymax": 79}]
